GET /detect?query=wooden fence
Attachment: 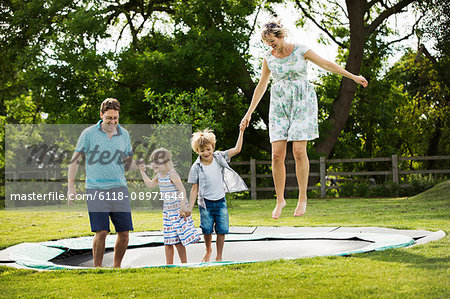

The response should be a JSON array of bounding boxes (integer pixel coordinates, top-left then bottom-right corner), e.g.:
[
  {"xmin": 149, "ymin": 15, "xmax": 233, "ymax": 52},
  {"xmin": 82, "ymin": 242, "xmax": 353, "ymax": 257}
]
[
  {"xmin": 5, "ymin": 155, "xmax": 450, "ymax": 199},
  {"xmin": 231, "ymin": 155, "xmax": 450, "ymax": 199}
]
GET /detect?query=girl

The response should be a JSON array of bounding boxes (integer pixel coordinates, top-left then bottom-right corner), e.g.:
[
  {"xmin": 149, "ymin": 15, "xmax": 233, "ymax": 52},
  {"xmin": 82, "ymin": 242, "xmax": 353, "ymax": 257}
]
[{"xmin": 139, "ymin": 148, "xmax": 200, "ymax": 264}]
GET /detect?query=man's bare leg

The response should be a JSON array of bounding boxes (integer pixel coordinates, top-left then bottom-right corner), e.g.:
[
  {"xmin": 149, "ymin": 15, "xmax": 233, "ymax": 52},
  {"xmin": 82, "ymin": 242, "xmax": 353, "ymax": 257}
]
[
  {"xmin": 93, "ymin": 230, "xmax": 108, "ymax": 267},
  {"xmin": 113, "ymin": 231, "xmax": 129, "ymax": 268},
  {"xmin": 271, "ymin": 140, "xmax": 287, "ymax": 219},
  {"xmin": 202, "ymin": 234, "xmax": 213, "ymax": 262}
]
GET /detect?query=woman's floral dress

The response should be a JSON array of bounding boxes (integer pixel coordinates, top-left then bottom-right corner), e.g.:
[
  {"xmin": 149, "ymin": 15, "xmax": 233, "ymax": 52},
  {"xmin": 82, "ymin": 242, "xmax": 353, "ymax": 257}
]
[{"xmin": 265, "ymin": 44, "xmax": 319, "ymax": 142}]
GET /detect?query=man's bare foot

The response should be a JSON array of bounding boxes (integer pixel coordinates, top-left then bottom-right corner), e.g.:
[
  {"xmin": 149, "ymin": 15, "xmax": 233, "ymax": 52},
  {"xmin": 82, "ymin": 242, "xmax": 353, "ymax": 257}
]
[
  {"xmin": 201, "ymin": 248, "xmax": 212, "ymax": 262},
  {"xmin": 294, "ymin": 199, "xmax": 307, "ymax": 217},
  {"xmin": 272, "ymin": 200, "xmax": 286, "ymax": 219},
  {"xmin": 215, "ymin": 257, "xmax": 223, "ymax": 262}
]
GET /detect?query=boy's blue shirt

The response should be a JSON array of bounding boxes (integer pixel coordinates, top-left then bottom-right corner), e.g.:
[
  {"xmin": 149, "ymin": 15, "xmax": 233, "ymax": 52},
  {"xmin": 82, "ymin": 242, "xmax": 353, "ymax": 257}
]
[{"xmin": 188, "ymin": 150, "xmax": 248, "ymax": 208}]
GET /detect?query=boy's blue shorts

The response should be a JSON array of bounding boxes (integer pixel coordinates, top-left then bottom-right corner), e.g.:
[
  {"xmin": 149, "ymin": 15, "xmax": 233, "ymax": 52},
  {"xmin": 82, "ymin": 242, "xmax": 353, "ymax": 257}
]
[
  {"xmin": 199, "ymin": 197, "xmax": 229, "ymax": 235},
  {"xmin": 86, "ymin": 187, "xmax": 133, "ymax": 232}
]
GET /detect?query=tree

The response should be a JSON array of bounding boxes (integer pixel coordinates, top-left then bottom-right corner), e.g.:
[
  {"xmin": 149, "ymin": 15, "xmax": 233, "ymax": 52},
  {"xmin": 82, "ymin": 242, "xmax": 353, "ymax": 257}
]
[
  {"xmin": 112, "ymin": 0, "xmax": 268, "ymax": 152},
  {"xmin": 293, "ymin": 0, "xmax": 425, "ymax": 159},
  {"xmin": 389, "ymin": 50, "xmax": 449, "ymax": 165},
  {"xmin": 2, "ymin": 0, "xmax": 438, "ymax": 167},
  {"xmin": 416, "ymin": 0, "xmax": 449, "ymax": 89},
  {"xmin": 0, "ymin": 0, "xmax": 274, "ymax": 151},
  {"xmin": 0, "ymin": 0, "xmax": 115, "ymax": 123}
]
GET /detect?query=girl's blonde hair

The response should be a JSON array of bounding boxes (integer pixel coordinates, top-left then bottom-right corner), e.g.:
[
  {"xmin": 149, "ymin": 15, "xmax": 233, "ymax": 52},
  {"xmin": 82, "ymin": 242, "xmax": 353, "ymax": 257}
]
[
  {"xmin": 150, "ymin": 147, "xmax": 174, "ymax": 170},
  {"xmin": 191, "ymin": 129, "xmax": 216, "ymax": 153},
  {"xmin": 261, "ymin": 19, "xmax": 289, "ymax": 40}
]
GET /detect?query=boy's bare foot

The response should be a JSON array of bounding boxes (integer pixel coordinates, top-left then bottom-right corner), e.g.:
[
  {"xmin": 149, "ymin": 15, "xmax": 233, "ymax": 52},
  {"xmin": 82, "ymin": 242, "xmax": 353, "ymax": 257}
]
[
  {"xmin": 272, "ymin": 200, "xmax": 286, "ymax": 219},
  {"xmin": 201, "ymin": 248, "xmax": 212, "ymax": 262},
  {"xmin": 294, "ymin": 199, "xmax": 307, "ymax": 217}
]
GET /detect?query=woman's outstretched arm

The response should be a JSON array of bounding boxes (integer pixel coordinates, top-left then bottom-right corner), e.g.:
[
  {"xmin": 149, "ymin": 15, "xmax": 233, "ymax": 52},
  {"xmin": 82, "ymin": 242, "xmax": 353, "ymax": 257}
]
[{"xmin": 303, "ymin": 50, "xmax": 368, "ymax": 87}]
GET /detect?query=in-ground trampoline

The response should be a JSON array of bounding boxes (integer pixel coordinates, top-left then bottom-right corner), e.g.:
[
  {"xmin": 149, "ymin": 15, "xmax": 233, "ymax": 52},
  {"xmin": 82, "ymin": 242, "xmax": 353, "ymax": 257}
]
[{"xmin": 0, "ymin": 226, "xmax": 445, "ymax": 270}]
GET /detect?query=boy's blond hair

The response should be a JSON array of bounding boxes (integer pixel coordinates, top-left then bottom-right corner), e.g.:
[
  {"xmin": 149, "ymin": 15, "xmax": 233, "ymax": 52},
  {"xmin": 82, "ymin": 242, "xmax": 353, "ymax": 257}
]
[
  {"xmin": 150, "ymin": 147, "xmax": 174, "ymax": 170},
  {"xmin": 191, "ymin": 129, "xmax": 216, "ymax": 153}
]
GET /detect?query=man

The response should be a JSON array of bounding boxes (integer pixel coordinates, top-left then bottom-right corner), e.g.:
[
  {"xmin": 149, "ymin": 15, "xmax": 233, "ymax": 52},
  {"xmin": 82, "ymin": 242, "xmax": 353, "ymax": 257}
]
[{"xmin": 67, "ymin": 98, "xmax": 138, "ymax": 268}]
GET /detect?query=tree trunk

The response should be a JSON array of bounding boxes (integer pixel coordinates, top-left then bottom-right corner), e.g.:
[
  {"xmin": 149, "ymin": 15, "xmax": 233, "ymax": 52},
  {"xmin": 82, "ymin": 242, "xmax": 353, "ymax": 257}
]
[
  {"xmin": 308, "ymin": 0, "xmax": 366, "ymax": 186},
  {"xmin": 291, "ymin": 0, "xmax": 421, "ymax": 187},
  {"xmin": 313, "ymin": 0, "xmax": 366, "ymax": 158}
]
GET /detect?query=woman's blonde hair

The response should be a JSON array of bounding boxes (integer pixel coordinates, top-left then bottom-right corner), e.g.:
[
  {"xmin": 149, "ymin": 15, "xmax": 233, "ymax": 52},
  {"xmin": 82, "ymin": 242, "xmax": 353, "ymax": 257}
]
[
  {"xmin": 150, "ymin": 147, "xmax": 174, "ymax": 170},
  {"xmin": 191, "ymin": 129, "xmax": 216, "ymax": 153},
  {"xmin": 261, "ymin": 19, "xmax": 289, "ymax": 40}
]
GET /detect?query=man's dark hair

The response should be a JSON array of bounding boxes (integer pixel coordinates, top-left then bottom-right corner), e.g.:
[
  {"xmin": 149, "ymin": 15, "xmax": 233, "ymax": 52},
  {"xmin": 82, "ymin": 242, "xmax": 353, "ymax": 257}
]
[{"xmin": 100, "ymin": 98, "xmax": 120, "ymax": 113}]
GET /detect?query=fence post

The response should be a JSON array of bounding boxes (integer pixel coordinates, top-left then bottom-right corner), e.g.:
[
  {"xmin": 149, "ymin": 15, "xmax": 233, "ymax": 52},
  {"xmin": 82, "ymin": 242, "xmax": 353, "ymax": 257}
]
[
  {"xmin": 392, "ymin": 154, "xmax": 399, "ymax": 185},
  {"xmin": 55, "ymin": 167, "xmax": 61, "ymax": 181},
  {"xmin": 320, "ymin": 156, "xmax": 326, "ymax": 198},
  {"xmin": 250, "ymin": 158, "xmax": 257, "ymax": 200}
]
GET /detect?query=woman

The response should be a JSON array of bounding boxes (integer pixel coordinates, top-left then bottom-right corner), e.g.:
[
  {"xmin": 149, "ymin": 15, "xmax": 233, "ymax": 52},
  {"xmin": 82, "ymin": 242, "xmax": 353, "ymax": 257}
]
[{"xmin": 240, "ymin": 20, "xmax": 368, "ymax": 219}]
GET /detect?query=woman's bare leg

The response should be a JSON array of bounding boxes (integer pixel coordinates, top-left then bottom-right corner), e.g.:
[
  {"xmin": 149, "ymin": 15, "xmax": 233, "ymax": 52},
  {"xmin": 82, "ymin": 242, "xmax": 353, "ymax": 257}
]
[
  {"xmin": 292, "ymin": 141, "xmax": 309, "ymax": 216},
  {"xmin": 271, "ymin": 140, "xmax": 287, "ymax": 219}
]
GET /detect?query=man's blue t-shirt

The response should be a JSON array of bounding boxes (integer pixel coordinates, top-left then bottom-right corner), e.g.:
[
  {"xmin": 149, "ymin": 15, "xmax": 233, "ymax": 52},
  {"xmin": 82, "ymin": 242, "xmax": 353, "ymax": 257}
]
[{"xmin": 75, "ymin": 120, "xmax": 133, "ymax": 189}]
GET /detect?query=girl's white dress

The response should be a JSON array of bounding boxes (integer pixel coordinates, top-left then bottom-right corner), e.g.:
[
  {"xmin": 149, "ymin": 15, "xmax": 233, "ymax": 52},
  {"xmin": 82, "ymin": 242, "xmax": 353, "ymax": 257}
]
[{"xmin": 159, "ymin": 171, "xmax": 200, "ymax": 245}]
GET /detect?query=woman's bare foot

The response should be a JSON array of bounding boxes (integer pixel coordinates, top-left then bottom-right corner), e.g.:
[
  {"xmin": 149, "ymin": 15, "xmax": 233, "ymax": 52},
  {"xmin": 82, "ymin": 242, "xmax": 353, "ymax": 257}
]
[
  {"xmin": 272, "ymin": 199, "xmax": 286, "ymax": 219},
  {"xmin": 201, "ymin": 248, "xmax": 212, "ymax": 262},
  {"xmin": 215, "ymin": 256, "xmax": 223, "ymax": 262},
  {"xmin": 294, "ymin": 199, "xmax": 307, "ymax": 217}
]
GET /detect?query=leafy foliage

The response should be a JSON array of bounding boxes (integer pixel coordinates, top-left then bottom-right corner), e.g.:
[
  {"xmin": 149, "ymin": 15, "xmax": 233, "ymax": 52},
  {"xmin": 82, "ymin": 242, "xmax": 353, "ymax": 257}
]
[{"xmin": 1, "ymin": 0, "xmax": 448, "ymax": 199}]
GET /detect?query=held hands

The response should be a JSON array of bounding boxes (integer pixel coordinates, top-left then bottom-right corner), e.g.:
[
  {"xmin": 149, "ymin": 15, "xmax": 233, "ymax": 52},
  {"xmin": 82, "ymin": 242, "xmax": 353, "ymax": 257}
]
[
  {"xmin": 240, "ymin": 115, "xmax": 251, "ymax": 131},
  {"xmin": 67, "ymin": 186, "xmax": 76, "ymax": 206},
  {"xmin": 179, "ymin": 199, "xmax": 191, "ymax": 218},
  {"xmin": 137, "ymin": 159, "xmax": 146, "ymax": 172},
  {"xmin": 180, "ymin": 206, "xmax": 191, "ymax": 218},
  {"xmin": 353, "ymin": 75, "xmax": 368, "ymax": 88}
]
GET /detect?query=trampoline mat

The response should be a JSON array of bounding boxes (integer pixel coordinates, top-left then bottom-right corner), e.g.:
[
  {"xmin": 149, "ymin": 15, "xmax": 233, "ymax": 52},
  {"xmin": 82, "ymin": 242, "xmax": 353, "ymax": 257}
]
[
  {"xmin": 55, "ymin": 239, "xmax": 371, "ymax": 268},
  {"xmin": 0, "ymin": 226, "xmax": 445, "ymax": 270}
]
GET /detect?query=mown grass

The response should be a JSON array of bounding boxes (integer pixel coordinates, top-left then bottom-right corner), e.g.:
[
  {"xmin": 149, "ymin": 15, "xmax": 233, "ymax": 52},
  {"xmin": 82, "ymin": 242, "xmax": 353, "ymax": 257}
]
[{"xmin": 0, "ymin": 180, "xmax": 449, "ymax": 298}]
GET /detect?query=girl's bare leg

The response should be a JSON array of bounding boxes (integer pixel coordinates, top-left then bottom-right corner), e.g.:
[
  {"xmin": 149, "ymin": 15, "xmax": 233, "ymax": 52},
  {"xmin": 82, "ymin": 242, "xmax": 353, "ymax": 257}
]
[
  {"xmin": 175, "ymin": 243, "xmax": 187, "ymax": 263},
  {"xmin": 165, "ymin": 245, "xmax": 174, "ymax": 265},
  {"xmin": 292, "ymin": 141, "xmax": 309, "ymax": 216},
  {"xmin": 271, "ymin": 140, "xmax": 287, "ymax": 219}
]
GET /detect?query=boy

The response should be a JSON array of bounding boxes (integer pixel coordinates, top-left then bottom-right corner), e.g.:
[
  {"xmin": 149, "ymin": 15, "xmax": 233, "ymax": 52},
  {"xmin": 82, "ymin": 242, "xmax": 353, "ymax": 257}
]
[{"xmin": 186, "ymin": 128, "xmax": 247, "ymax": 262}]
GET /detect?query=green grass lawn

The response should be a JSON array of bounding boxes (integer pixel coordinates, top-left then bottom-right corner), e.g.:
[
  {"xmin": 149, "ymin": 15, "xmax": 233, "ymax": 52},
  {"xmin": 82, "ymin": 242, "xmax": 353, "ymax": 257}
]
[{"xmin": 1, "ymin": 180, "xmax": 449, "ymax": 298}]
